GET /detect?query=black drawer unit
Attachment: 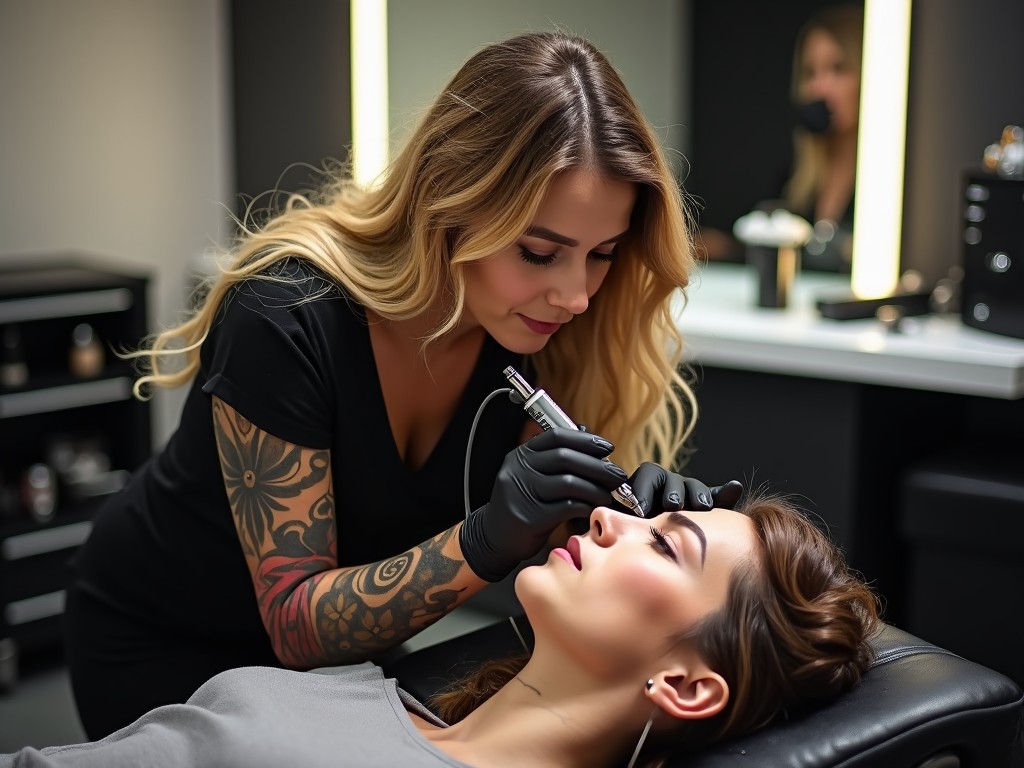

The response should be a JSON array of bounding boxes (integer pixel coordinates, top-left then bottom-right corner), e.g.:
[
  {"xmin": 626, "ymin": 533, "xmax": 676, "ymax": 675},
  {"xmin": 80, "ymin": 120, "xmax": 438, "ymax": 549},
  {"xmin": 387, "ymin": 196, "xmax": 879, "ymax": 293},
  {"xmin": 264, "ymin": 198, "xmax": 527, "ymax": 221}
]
[{"xmin": 0, "ymin": 258, "xmax": 151, "ymax": 690}]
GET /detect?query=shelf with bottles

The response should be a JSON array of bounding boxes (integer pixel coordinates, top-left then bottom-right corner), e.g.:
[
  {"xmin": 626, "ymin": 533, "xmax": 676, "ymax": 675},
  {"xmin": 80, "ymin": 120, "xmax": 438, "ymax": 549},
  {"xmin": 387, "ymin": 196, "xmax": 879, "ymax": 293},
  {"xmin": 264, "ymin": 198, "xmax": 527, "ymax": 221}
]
[
  {"xmin": 1, "ymin": 259, "xmax": 149, "ymax": 376},
  {"xmin": 0, "ymin": 424, "xmax": 136, "ymax": 533},
  {"xmin": 0, "ymin": 259, "xmax": 152, "ymax": 678},
  {"xmin": 2, "ymin": 312, "xmax": 139, "ymax": 391},
  {"xmin": 0, "ymin": 498, "xmax": 102, "ymax": 652}
]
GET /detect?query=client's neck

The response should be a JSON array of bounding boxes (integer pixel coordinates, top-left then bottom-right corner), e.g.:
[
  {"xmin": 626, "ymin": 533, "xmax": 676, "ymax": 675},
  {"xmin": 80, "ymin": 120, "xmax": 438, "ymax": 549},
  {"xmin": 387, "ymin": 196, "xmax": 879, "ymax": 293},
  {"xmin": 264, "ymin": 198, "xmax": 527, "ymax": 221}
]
[{"xmin": 418, "ymin": 653, "xmax": 651, "ymax": 768}]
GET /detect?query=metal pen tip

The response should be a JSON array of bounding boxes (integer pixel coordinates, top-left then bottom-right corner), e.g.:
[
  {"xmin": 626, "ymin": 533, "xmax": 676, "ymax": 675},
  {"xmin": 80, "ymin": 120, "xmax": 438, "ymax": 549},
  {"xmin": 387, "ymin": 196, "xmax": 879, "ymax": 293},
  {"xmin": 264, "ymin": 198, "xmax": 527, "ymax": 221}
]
[
  {"xmin": 612, "ymin": 484, "xmax": 645, "ymax": 516},
  {"xmin": 503, "ymin": 366, "xmax": 535, "ymax": 401}
]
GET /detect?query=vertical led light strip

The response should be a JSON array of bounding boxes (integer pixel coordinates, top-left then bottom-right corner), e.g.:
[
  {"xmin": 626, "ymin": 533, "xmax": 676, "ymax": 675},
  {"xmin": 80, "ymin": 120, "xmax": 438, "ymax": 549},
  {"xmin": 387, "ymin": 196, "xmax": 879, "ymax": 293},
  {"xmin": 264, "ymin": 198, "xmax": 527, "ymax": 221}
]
[
  {"xmin": 850, "ymin": 0, "xmax": 913, "ymax": 299},
  {"xmin": 350, "ymin": 0, "xmax": 389, "ymax": 187}
]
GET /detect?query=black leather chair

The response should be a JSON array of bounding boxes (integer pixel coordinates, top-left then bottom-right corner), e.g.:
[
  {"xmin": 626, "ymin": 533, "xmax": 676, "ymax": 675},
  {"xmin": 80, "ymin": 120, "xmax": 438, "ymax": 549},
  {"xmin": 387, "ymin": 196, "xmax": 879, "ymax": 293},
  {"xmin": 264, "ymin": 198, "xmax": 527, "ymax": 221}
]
[{"xmin": 383, "ymin": 617, "xmax": 1024, "ymax": 768}]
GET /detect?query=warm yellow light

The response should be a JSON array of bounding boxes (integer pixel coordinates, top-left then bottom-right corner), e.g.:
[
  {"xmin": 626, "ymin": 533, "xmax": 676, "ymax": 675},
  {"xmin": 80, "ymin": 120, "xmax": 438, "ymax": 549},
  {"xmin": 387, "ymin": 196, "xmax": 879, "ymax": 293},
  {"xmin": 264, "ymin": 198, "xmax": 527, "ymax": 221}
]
[
  {"xmin": 350, "ymin": 0, "xmax": 389, "ymax": 187},
  {"xmin": 851, "ymin": 0, "xmax": 913, "ymax": 299}
]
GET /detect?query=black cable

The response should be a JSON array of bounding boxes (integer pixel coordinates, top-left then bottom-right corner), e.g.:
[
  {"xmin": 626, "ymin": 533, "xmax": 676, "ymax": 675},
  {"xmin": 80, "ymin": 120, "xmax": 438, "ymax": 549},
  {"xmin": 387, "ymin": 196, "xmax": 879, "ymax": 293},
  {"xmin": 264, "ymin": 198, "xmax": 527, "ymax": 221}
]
[
  {"xmin": 463, "ymin": 387, "xmax": 516, "ymax": 520},
  {"xmin": 463, "ymin": 385, "xmax": 531, "ymax": 654}
]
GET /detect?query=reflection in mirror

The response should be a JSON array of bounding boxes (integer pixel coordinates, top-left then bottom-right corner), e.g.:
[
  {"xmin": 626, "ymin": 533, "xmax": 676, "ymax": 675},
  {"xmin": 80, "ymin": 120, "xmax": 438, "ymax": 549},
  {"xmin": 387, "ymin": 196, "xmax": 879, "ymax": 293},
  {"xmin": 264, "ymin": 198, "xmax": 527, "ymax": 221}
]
[{"xmin": 687, "ymin": 1, "xmax": 864, "ymax": 274}]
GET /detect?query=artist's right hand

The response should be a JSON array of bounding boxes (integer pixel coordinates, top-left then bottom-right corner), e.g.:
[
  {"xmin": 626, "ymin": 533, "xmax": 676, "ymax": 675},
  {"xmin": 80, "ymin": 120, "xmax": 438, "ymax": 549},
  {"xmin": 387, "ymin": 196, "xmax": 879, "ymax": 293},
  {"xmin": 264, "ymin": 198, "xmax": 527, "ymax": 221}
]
[{"xmin": 460, "ymin": 427, "xmax": 629, "ymax": 582}]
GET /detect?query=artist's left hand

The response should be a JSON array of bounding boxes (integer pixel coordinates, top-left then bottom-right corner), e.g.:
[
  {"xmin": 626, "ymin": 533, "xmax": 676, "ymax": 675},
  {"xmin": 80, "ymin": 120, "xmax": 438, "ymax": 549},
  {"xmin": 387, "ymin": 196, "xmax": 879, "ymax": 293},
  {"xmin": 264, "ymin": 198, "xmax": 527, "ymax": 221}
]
[{"xmin": 627, "ymin": 463, "xmax": 744, "ymax": 517}]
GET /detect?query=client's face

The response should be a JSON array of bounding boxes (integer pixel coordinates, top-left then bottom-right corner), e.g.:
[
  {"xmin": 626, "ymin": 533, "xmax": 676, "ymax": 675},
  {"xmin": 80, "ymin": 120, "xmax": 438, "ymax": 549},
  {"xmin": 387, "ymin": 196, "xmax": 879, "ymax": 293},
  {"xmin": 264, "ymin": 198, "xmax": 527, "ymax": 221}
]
[{"xmin": 516, "ymin": 506, "xmax": 757, "ymax": 674}]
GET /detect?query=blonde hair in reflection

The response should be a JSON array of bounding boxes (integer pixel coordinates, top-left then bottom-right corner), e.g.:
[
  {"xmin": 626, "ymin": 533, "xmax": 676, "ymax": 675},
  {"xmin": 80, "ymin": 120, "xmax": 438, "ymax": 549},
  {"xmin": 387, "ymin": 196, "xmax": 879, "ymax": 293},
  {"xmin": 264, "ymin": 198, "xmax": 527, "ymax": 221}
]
[
  {"xmin": 127, "ymin": 31, "xmax": 700, "ymax": 472},
  {"xmin": 783, "ymin": 4, "xmax": 864, "ymax": 218}
]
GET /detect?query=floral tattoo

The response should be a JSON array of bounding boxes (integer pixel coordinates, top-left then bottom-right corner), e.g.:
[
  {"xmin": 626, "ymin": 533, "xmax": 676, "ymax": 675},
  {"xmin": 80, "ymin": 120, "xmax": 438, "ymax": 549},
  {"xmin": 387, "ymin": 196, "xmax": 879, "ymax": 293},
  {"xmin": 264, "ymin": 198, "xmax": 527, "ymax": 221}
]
[{"xmin": 213, "ymin": 398, "xmax": 466, "ymax": 667}]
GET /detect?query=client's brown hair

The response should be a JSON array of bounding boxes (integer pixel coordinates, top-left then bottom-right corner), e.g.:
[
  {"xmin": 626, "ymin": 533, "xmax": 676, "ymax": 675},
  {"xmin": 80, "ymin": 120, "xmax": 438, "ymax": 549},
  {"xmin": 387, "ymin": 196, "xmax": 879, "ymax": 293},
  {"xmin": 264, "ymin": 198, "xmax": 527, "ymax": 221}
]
[{"xmin": 430, "ymin": 490, "xmax": 881, "ymax": 759}]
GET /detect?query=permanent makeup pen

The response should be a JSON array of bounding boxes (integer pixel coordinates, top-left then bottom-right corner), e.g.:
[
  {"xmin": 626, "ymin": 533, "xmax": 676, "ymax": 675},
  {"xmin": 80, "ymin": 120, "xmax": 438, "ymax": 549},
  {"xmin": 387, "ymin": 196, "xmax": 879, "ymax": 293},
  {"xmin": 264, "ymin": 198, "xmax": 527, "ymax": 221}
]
[{"xmin": 503, "ymin": 365, "xmax": 645, "ymax": 516}]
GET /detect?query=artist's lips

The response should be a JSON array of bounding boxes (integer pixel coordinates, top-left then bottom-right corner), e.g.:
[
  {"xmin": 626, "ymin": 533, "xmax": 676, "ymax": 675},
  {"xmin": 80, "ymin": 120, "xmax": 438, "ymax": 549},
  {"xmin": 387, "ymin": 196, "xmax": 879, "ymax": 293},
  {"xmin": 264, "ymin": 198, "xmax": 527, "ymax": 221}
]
[{"xmin": 519, "ymin": 315, "xmax": 563, "ymax": 335}]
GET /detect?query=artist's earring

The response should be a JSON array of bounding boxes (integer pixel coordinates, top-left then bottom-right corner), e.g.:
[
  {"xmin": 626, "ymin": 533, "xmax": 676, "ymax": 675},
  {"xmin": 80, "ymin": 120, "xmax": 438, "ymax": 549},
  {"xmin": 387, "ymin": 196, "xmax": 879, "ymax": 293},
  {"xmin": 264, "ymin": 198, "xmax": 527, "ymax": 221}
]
[{"xmin": 627, "ymin": 681, "xmax": 658, "ymax": 768}]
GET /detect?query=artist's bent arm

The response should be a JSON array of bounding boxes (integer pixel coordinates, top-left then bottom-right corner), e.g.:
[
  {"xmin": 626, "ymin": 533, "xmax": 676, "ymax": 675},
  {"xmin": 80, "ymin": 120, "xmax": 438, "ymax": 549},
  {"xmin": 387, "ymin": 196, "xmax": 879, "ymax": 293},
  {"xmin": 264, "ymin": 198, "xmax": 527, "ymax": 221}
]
[{"xmin": 211, "ymin": 396, "xmax": 487, "ymax": 668}]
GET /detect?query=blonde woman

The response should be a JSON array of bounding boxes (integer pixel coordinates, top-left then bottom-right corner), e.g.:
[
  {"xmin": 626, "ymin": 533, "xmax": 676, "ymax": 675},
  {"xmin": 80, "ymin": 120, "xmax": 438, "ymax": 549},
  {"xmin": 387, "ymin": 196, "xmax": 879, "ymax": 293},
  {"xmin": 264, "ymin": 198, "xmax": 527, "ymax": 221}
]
[
  {"xmin": 782, "ymin": 3, "xmax": 863, "ymax": 271},
  {"xmin": 696, "ymin": 4, "xmax": 862, "ymax": 271},
  {"xmin": 64, "ymin": 31, "xmax": 739, "ymax": 739}
]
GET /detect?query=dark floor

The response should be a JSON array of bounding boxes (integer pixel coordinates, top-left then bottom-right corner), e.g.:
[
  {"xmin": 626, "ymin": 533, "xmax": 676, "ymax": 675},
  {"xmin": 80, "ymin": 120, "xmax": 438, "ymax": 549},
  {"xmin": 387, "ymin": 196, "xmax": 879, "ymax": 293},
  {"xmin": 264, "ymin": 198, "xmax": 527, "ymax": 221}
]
[{"xmin": 0, "ymin": 645, "xmax": 87, "ymax": 753}]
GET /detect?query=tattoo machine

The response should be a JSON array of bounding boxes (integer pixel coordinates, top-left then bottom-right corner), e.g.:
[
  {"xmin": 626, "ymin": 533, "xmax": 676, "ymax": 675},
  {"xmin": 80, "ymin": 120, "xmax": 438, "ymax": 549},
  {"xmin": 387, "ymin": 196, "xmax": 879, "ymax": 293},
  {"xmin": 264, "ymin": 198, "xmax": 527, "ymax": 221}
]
[{"xmin": 502, "ymin": 365, "xmax": 645, "ymax": 516}]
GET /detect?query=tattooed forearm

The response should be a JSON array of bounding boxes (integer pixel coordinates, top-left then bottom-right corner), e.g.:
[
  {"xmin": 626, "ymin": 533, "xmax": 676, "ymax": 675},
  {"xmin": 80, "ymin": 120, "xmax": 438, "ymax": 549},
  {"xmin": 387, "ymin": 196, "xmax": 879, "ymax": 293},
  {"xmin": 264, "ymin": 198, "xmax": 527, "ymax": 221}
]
[
  {"xmin": 311, "ymin": 526, "xmax": 466, "ymax": 664},
  {"xmin": 212, "ymin": 397, "xmax": 474, "ymax": 669}
]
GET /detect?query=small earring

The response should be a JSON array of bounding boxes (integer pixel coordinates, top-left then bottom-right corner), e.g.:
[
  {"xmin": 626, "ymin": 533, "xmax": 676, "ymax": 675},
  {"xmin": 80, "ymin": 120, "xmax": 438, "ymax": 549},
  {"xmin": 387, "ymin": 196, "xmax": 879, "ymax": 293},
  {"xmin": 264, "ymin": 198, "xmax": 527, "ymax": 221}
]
[{"xmin": 645, "ymin": 678, "xmax": 655, "ymax": 691}]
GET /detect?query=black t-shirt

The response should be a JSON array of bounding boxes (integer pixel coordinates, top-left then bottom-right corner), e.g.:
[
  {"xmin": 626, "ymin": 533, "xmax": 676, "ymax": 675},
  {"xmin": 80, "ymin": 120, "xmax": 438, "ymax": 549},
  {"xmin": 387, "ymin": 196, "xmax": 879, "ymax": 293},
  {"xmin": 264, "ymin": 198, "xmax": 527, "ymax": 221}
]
[{"xmin": 70, "ymin": 259, "xmax": 528, "ymax": 665}]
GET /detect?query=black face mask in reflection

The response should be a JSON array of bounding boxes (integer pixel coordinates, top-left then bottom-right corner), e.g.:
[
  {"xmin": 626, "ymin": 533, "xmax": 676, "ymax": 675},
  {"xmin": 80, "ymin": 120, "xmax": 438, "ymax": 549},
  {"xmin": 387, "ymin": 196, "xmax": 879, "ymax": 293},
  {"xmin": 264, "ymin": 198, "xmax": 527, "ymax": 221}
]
[{"xmin": 796, "ymin": 99, "xmax": 831, "ymax": 133}]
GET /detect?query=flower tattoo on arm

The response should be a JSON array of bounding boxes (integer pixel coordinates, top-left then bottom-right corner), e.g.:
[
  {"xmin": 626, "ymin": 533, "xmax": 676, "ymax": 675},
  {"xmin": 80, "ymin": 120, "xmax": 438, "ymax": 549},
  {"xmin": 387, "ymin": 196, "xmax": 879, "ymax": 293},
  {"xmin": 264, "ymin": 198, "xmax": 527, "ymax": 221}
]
[{"xmin": 212, "ymin": 397, "xmax": 470, "ymax": 667}]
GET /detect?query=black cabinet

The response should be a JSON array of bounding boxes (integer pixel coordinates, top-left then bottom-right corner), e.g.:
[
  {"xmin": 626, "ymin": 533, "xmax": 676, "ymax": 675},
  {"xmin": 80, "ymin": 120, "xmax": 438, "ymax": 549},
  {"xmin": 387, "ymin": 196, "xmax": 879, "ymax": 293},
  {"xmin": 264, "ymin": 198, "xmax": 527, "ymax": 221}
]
[{"xmin": 0, "ymin": 260, "xmax": 151, "ymax": 689}]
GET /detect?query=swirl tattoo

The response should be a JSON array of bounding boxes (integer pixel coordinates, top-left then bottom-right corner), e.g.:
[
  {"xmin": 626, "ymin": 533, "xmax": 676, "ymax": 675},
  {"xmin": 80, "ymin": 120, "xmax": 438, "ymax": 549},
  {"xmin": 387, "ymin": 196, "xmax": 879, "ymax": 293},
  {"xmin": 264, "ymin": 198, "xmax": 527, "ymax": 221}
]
[
  {"xmin": 213, "ymin": 398, "xmax": 470, "ymax": 668},
  {"xmin": 315, "ymin": 527, "xmax": 465, "ymax": 659}
]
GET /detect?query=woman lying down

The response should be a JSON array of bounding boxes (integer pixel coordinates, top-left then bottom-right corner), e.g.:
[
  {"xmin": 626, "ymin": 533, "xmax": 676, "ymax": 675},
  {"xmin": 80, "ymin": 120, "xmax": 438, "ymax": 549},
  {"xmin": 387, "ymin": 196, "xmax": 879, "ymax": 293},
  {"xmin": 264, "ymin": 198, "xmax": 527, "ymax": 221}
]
[{"xmin": 2, "ymin": 490, "xmax": 880, "ymax": 768}]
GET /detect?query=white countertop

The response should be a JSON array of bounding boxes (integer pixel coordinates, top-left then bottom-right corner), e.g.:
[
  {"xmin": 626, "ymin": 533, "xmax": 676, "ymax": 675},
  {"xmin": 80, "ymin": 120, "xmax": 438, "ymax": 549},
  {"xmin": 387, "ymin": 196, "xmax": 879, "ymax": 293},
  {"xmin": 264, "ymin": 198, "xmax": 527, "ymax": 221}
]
[{"xmin": 673, "ymin": 263, "xmax": 1024, "ymax": 399}]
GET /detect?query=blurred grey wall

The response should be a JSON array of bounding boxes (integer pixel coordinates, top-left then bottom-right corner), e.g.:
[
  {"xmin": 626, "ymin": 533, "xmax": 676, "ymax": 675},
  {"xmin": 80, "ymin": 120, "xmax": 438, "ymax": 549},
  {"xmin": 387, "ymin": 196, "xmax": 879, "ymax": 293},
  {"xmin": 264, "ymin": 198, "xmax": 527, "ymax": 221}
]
[
  {"xmin": 387, "ymin": 0, "xmax": 692, "ymax": 178},
  {"xmin": 0, "ymin": 0, "xmax": 233, "ymax": 447}
]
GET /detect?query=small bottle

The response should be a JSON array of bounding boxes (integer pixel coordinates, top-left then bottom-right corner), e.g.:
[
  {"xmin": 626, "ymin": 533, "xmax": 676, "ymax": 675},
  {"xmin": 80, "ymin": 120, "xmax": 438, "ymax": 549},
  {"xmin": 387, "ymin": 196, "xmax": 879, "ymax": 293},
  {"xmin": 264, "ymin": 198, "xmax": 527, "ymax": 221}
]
[
  {"xmin": 69, "ymin": 323, "xmax": 104, "ymax": 378},
  {"xmin": 1, "ymin": 325, "xmax": 29, "ymax": 388},
  {"xmin": 22, "ymin": 463, "xmax": 57, "ymax": 524}
]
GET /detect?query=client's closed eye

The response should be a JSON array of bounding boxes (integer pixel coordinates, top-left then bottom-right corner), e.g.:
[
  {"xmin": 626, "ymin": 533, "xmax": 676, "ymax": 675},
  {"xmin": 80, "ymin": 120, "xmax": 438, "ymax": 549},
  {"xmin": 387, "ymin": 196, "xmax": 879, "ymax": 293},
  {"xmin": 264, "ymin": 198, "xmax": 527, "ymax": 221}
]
[{"xmin": 650, "ymin": 527, "xmax": 677, "ymax": 561}]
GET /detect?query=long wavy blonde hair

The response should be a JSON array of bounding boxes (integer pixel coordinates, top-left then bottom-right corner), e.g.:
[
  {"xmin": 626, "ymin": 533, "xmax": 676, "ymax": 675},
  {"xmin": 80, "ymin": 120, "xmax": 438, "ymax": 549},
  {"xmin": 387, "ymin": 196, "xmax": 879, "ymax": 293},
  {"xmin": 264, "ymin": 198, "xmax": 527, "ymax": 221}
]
[{"xmin": 131, "ymin": 31, "xmax": 699, "ymax": 472}]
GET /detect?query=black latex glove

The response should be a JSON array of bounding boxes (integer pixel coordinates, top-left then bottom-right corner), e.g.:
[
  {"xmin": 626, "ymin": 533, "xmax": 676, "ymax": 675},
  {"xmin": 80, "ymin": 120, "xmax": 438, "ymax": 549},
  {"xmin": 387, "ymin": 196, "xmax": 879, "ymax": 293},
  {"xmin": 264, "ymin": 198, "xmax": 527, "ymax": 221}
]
[
  {"xmin": 460, "ymin": 427, "xmax": 630, "ymax": 582},
  {"xmin": 627, "ymin": 462, "xmax": 744, "ymax": 517}
]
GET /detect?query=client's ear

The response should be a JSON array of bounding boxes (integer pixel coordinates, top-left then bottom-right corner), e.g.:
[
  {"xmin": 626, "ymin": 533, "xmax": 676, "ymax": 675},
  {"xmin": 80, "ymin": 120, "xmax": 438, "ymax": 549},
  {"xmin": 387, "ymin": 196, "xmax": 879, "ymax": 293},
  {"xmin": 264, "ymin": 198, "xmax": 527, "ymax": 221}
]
[{"xmin": 648, "ymin": 668, "xmax": 728, "ymax": 721}]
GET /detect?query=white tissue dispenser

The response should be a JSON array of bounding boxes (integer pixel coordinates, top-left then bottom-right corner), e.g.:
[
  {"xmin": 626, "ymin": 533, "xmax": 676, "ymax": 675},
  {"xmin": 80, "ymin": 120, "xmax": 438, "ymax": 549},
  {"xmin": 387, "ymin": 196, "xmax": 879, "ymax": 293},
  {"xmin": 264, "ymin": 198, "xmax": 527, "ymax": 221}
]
[{"xmin": 733, "ymin": 209, "xmax": 813, "ymax": 309}]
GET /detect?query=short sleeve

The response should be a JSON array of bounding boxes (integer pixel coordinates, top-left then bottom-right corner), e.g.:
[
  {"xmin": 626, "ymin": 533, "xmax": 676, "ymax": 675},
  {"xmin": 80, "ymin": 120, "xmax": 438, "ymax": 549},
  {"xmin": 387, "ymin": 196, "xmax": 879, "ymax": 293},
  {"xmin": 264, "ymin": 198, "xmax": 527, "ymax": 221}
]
[{"xmin": 200, "ymin": 265, "xmax": 337, "ymax": 448}]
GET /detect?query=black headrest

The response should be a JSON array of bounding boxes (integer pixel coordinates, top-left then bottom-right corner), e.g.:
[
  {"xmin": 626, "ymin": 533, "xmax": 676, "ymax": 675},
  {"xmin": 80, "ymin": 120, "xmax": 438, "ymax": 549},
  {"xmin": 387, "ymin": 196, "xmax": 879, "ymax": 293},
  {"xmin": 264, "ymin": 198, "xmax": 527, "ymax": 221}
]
[{"xmin": 383, "ymin": 619, "xmax": 1024, "ymax": 768}]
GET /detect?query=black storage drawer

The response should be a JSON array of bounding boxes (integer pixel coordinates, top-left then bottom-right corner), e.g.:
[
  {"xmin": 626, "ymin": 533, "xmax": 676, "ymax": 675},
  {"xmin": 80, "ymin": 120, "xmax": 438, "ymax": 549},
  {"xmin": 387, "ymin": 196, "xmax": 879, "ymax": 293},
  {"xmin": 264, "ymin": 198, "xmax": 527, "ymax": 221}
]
[
  {"xmin": 899, "ymin": 447, "xmax": 1024, "ymax": 688},
  {"xmin": 0, "ymin": 257, "xmax": 151, "ymax": 686}
]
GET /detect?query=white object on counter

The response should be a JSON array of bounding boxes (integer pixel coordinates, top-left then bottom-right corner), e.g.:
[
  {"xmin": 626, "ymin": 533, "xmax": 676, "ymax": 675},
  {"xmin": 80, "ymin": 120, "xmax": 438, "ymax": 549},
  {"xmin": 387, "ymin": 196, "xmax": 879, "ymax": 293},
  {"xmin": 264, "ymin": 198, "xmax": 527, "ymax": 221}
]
[{"xmin": 674, "ymin": 262, "xmax": 1024, "ymax": 399}]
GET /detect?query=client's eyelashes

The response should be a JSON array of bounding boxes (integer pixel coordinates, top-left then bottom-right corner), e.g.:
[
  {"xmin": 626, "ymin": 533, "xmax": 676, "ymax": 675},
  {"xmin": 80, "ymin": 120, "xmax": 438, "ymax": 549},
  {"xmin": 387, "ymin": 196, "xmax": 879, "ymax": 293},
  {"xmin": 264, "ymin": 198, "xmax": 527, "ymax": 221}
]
[{"xmin": 650, "ymin": 527, "xmax": 677, "ymax": 561}]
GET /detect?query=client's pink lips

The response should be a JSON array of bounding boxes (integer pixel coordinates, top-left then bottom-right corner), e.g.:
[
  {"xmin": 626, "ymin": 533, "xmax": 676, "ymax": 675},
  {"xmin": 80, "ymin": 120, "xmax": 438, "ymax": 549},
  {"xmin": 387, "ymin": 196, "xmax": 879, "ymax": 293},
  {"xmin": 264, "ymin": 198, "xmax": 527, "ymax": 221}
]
[
  {"xmin": 520, "ymin": 315, "xmax": 563, "ymax": 335},
  {"xmin": 566, "ymin": 536, "xmax": 582, "ymax": 570},
  {"xmin": 552, "ymin": 537, "xmax": 582, "ymax": 571},
  {"xmin": 552, "ymin": 548, "xmax": 575, "ymax": 568}
]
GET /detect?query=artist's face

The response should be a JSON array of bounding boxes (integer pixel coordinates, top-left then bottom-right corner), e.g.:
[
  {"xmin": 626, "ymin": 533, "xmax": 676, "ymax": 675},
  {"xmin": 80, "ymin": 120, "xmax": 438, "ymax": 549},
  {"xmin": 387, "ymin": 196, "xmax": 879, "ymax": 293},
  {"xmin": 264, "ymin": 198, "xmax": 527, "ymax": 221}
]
[
  {"xmin": 462, "ymin": 169, "xmax": 637, "ymax": 354},
  {"xmin": 798, "ymin": 28, "xmax": 860, "ymax": 136},
  {"xmin": 516, "ymin": 506, "xmax": 758, "ymax": 674}
]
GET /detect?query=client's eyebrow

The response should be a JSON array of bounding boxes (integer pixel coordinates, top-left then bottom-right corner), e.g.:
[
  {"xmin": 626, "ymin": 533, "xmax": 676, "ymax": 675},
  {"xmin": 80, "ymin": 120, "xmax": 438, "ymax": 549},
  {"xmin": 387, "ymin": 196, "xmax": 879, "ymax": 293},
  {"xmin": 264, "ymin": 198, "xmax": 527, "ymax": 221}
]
[
  {"xmin": 666, "ymin": 511, "xmax": 707, "ymax": 569},
  {"xmin": 525, "ymin": 225, "xmax": 629, "ymax": 248}
]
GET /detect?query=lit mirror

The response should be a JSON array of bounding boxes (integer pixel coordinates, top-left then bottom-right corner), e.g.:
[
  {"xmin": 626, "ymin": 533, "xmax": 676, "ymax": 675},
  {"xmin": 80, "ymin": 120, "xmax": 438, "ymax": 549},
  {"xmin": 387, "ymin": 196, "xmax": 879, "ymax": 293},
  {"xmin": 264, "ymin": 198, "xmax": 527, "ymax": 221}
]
[
  {"xmin": 370, "ymin": 2, "xmax": 867, "ymax": 275},
  {"xmin": 686, "ymin": 0, "xmax": 865, "ymax": 274}
]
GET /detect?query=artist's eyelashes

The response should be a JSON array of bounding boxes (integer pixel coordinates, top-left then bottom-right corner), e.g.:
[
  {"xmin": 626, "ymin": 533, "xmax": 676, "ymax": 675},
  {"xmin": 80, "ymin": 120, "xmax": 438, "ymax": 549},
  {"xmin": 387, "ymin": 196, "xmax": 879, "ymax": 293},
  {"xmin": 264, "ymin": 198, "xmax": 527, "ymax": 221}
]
[
  {"xmin": 517, "ymin": 247, "xmax": 616, "ymax": 267},
  {"xmin": 517, "ymin": 247, "xmax": 554, "ymax": 266},
  {"xmin": 649, "ymin": 526, "xmax": 677, "ymax": 562}
]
